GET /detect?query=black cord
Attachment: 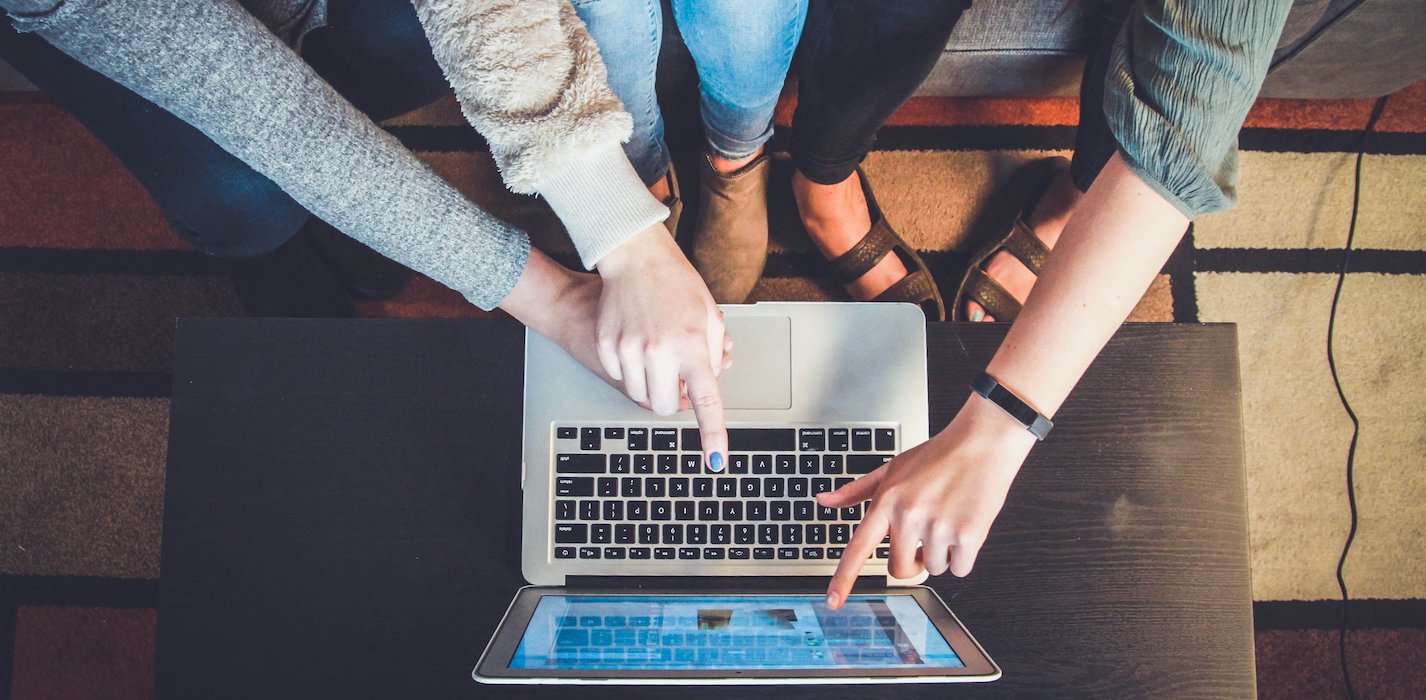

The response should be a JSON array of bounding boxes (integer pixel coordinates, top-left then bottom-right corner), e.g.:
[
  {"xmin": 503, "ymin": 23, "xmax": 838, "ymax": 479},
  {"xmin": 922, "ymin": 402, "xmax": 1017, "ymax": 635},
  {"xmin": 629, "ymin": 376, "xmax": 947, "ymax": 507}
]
[{"xmin": 1329, "ymin": 93, "xmax": 1389, "ymax": 700}]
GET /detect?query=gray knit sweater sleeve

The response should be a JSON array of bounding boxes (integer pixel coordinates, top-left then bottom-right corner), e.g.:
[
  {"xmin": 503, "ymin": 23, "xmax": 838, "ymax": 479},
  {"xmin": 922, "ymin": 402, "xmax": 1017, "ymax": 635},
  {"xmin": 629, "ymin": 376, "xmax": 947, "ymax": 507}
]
[
  {"xmin": 4, "ymin": 0, "xmax": 528, "ymax": 310},
  {"xmin": 1103, "ymin": 0, "xmax": 1292, "ymax": 218}
]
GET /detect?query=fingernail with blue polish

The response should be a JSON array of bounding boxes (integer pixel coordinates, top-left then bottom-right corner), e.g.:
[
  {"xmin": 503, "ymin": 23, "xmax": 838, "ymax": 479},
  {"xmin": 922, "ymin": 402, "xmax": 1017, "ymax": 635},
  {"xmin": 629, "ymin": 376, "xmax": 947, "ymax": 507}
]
[
  {"xmin": 969, "ymin": 308, "xmax": 984, "ymax": 323},
  {"xmin": 709, "ymin": 452, "xmax": 725, "ymax": 473}
]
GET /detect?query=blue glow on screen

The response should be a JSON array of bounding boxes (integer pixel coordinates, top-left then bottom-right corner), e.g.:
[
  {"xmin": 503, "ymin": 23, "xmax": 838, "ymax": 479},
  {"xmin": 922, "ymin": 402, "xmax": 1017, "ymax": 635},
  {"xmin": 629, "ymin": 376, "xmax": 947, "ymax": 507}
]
[{"xmin": 510, "ymin": 595, "xmax": 964, "ymax": 670}]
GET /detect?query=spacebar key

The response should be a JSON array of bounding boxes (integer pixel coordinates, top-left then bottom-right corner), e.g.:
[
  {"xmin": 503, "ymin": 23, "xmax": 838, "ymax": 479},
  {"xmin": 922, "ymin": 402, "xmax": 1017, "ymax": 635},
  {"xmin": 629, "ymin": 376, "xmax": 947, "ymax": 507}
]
[{"xmin": 727, "ymin": 429, "xmax": 796, "ymax": 452}]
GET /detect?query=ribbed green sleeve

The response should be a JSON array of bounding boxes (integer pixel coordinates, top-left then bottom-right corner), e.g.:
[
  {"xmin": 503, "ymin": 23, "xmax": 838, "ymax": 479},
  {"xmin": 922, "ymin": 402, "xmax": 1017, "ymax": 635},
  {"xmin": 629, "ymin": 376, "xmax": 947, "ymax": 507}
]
[{"xmin": 1102, "ymin": 0, "xmax": 1293, "ymax": 218}]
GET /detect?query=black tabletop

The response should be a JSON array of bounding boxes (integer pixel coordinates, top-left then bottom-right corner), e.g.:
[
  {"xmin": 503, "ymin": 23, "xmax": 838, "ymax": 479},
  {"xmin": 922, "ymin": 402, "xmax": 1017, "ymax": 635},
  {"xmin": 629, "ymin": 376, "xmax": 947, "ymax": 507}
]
[{"xmin": 158, "ymin": 318, "xmax": 1253, "ymax": 699}]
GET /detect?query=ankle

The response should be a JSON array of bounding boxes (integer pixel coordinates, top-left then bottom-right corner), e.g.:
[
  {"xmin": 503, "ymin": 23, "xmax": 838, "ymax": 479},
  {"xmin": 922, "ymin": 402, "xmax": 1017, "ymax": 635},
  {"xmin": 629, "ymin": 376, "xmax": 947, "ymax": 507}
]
[
  {"xmin": 648, "ymin": 174, "xmax": 672, "ymax": 204},
  {"xmin": 792, "ymin": 170, "xmax": 871, "ymax": 255},
  {"xmin": 709, "ymin": 145, "xmax": 764, "ymax": 175},
  {"xmin": 1025, "ymin": 171, "xmax": 1083, "ymax": 247}
]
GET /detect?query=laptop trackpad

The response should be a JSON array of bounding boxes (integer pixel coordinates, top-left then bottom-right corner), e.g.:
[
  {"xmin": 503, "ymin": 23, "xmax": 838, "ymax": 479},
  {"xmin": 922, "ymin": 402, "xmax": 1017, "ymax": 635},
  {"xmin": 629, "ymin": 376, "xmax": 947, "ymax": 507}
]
[{"xmin": 719, "ymin": 315, "xmax": 791, "ymax": 410}]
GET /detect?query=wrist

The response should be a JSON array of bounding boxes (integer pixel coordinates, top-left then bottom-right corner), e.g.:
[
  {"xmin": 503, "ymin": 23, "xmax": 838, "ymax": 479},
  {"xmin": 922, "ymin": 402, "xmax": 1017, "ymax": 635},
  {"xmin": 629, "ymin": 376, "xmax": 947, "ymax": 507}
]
[
  {"xmin": 954, "ymin": 392, "xmax": 1040, "ymax": 447},
  {"xmin": 595, "ymin": 224, "xmax": 674, "ymax": 279}
]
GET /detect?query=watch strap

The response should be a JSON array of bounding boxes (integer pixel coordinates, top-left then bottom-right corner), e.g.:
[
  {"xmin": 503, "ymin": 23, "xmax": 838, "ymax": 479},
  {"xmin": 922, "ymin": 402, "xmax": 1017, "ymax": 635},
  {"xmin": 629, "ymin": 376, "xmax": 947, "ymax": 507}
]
[{"xmin": 970, "ymin": 372, "xmax": 1054, "ymax": 441}]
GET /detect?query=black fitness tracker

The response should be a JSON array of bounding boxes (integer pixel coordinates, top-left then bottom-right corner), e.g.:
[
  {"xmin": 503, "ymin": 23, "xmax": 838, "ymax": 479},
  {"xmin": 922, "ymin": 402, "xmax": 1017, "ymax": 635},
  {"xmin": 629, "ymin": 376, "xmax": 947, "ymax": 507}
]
[{"xmin": 970, "ymin": 371, "xmax": 1054, "ymax": 441}]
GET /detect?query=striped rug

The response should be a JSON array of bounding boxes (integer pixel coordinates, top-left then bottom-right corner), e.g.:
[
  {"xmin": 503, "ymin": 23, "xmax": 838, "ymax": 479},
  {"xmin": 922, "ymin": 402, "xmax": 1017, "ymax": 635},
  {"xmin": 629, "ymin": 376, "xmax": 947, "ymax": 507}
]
[{"xmin": 2, "ymin": 80, "xmax": 1424, "ymax": 697}]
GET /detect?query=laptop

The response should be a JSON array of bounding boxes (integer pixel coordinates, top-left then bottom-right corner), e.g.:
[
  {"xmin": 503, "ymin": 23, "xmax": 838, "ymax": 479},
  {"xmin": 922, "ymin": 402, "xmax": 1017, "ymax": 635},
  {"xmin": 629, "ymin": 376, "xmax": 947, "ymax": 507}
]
[{"xmin": 475, "ymin": 302, "xmax": 1000, "ymax": 684}]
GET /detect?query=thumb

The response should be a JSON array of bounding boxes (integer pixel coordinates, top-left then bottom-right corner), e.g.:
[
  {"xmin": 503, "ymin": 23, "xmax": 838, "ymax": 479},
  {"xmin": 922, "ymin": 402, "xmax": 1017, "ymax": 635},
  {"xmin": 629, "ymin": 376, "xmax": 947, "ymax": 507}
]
[{"xmin": 816, "ymin": 469, "xmax": 885, "ymax": 507}]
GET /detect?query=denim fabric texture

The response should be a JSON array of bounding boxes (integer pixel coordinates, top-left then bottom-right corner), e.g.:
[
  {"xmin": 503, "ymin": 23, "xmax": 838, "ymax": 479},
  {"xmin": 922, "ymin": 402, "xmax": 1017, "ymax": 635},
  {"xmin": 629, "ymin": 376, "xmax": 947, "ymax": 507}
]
[
  {"xmin": 0, "ymin": 0, "xmax": 447, "ymax": 257},
  {"xmin": 574, "ymin": 0, "xmax": 806, "ymax": 183}
]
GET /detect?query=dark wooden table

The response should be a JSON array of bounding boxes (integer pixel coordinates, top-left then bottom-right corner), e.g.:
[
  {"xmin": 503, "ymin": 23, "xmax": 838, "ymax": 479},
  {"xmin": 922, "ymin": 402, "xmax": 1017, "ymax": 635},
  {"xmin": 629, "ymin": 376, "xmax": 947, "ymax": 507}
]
[{"xmin": 158, "ymin": 318, "xmax": 1254, "ymax": 698}]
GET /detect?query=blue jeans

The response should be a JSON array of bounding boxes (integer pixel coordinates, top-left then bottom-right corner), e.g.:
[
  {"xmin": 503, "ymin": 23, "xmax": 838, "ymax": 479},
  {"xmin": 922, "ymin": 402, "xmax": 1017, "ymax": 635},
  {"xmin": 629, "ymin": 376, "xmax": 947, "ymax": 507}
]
[
  {"xmin": 573, "ymin": 0, "xmax": 807, "ymax": 185},
  {"xmin": 0, "ymin": 0, "xmax": 449, "ymax": 258}
]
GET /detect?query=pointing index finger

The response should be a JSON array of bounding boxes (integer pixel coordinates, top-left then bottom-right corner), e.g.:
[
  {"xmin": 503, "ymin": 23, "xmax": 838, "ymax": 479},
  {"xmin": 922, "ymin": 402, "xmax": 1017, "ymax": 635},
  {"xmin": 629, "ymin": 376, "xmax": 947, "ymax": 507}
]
[
  {"xmin": 680, "ymin": 359, "xmax": 728, "ymax": 472},
  {"xmin": 826, "ymin": 507, "xmax": 887, "ymax": 610}
]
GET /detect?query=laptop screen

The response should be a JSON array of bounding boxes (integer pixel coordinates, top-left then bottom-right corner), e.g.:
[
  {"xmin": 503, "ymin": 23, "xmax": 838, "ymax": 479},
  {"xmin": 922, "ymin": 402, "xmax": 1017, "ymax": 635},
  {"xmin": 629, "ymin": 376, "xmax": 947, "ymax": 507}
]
[{"xmin": 509, "ymin": 594, "xmax": 964, "ymax": 670}]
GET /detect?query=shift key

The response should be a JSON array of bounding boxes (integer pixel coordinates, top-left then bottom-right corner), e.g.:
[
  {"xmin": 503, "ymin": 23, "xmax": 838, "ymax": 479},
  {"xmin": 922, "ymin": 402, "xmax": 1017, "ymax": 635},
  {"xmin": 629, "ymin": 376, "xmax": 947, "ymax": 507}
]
[
  {"xmin": 556, "ymin": 454, "xmax": 606, "ymax": 473},
  {"xmin": 556, "ymin": 477, "xmax": 594, "ymax": 496},
  {"xmin": 847, "ymin": 455, "xmax": 893, "ymax": 474}
]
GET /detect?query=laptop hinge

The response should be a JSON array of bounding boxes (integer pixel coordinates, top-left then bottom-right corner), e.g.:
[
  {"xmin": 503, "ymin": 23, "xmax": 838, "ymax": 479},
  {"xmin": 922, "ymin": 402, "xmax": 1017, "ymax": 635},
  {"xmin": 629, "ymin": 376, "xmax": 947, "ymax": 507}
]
[{"xmin": 565, "ymin": 575, "xmax": 890, "ymax": 591}]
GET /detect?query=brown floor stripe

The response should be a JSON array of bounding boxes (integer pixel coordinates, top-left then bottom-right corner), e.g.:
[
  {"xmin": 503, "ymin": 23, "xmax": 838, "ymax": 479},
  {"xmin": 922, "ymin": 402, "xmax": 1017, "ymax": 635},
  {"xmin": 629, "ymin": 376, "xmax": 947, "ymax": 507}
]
[{"xmin": 9, "ymin": 607, "xmax": 154, "ymax": 700}]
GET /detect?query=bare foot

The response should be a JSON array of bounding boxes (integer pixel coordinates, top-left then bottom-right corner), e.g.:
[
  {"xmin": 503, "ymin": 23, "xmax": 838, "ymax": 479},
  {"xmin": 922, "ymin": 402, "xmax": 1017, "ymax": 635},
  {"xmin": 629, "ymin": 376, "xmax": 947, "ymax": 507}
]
[
  {"xmin": 709, "ymin": 146, "xmax": 764, "ymax": 175},
  {"xmin": 964, "ymin": 168, "xmax": 1083, "ymax": 321},
  {"xmin": 792, "ymin": 169, "xmax": 909, "ymax": 300}
]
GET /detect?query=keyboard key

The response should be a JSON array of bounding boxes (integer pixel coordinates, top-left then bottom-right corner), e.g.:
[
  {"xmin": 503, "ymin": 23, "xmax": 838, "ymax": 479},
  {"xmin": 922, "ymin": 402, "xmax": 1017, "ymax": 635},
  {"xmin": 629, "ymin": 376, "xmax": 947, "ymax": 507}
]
[
  {"xmin": 657, "ymin": 454, "xmax": 678, "ymax": 474},
  {"xmin": 627, "ymin": 501, "xmax": 648, "ymax": 521},
  {"xmin": 680, "ymin": 454, "xmax": 701, "ymax": 474},
  {"xmin": 621, "ymin": 478, "xmax": 641, "ymax": 498},
  {"xmin": 675, "ymin": 501, "xmax": 695, "ymax": 521},
  {"xmin": 728, "ymin": 455, "xmax": 749, "ymax": 474},
  {"xmin": 822, "ymin": 455, "xmax": 844, "ymax": 474},
  {"xmin": 818, "ymin": 505, "xmax": 839, "ymax": 521},
  {"xmin": 722, "ymin": 501, "xmax": 743, "ymax": 521},
  {"xmin": 775, "ymin": 455, "xmax": 796, "ymax": 474},
  {"xmin": 740, "ymin": 478, "xmax": 761, "ymax": 498},
  {"xmin": 579, "ymin": 500, "xmax": 599, "ymax": 521},
  {"xmin": 555, "ymin": 500, "xmax": 576, "ymax": 520},
  {"xmin": 591, "ymin": 524, "xmax": 611, "ymax": 544},
  {"xmin": 765, "ymin": 478, "xmax": 786, "ymax": 498},
  {"xmin": 851, "ymin": 428, "xmax": 874, "ymax": 451},
  {"xmin": 555, "ymin": 546, "xmax": 576, "ymax": 559},
  {"xmin": 604, "ymin": 427, "xmax": 625, "ymax": 440},
  {"xmin": 597, "ymin": 477, "xmax": 618, "ymax": 498},
  {"xmin": 627, "ymin": 428, "xmax": 649, "ymax": 451},
  {"xmin": 654, "ymin": 547, "xmax": 676, "ymax": 560},
  {"xmin": 669, "ymin": 478, "xmax": 690, "ymax": 498},
  {"xmin": 693, "ymin": 478, "xmax": 713, "ymax": 498},
  {"xmin": 639, "ymin": 524, "xmax": 658, "ymax": 544},
  {"xmin": 798, "ymin": 428, "xmax": 826, "ymax": 451},
  {"xmin": 848, "ymin": 455, "xmax": 892, "ymax": 474},
  {"xmin": 753, "ymin": 547, "xmax": 775, "ymax": 560},
  {"xmin": 579, "ymin": 546, "xmax": 601, "ymax": 559},
  {"xmin": 556, "ymin": 477, "xmax": 593, "ymax": 497},
  {"xmin": 829, "ymin": 428, "xmax": 849, "ymax": 451},
  {"xmin": 662, "ymin": 524, "xmax": 683, "ymax": 544},
  {"xmin": 727, "ymin": 428, "xmax": 795, "ymax": 451},
  {"xmin": 687, "ymin": 524, "xmax": 707, "ymax": 545},
  {"xmin": 840, "ymin": 504, "xmax": 862, "ymax": 520},
  {"xmin": 770, "ymin": 501, "xmax": 791, "ymax": 521},
  {"xmin": 716, "ymin": 478, "xmax": 738, "ymax": 498},
  {"xmin": 698, "ymin": 502, "xmax": 720, "ymax": 521},
  {"xmin": 652, "ymin": 428, "xmax": 678, "ymax": 451},
  {"xmin": 679, "ymin": 547, "xmax": 700, "ymax": 559},
  {"xmin": 630, "ymin": 547, "xmax": 651, "ymax": 559},
  {"xmin": 875, "ymin": 546, "xmax": 890, "ymax": 559},
  {"xmin": 830, "ymin": 524, "xmax": 851, "ymax": 544},
  {"xmin": 734, "ymin": 524, "xmax": 755, "ymax": 544},
  {"xmin": 605, "ymin": 547, "xmax": 626, "ymax": 559},
  {"xmin": 711, "ymin": 524, "xmax": 731, "ymax": 545},
  {"xmin": 803, "ymin": 548, "xmax": 825, "ymax": 560},
  {"xmin": 794, "ymin": 501, "xmax": 814, "ymax": 521},
  {"xmin": 781, "ymin": 524, "xmax": 803, "ymax": 544},
  {"xmin": 634, "ymin": 454, "xmax": 654, "ymax": 474},
  {"xmin": 828, "ymin": 547, "xmax": 844, "ymax": 559},
  {"xmin": 615, "ymin": 524, "xmax": 635, "ymax": 544},
  {"xmin": 788, "ymin": 478, "xmax": 809, "ymax": 499},
  {"xmin": 811, "ymin": 478, "xmax": 833, "ymax": 495},
  {"xmin": 651, "ymin": 501, "xmax": 672, "ymax": 520},
  {"xmin": 703, "ymin": 547, "xmax": 726, "ymax": 560},
  {"xmin": 602, "ymin": 501, "xmax": 623, "ymax": 521},
  {"xmin": 555, "ymin": 524, "xmax": 587, "ymax": 543},
  {"xmin": 778, "ymin": 547, "xmax": 800, "ymax": 559},
  {"xmin": 557, "ymin": 426, "xmax": 578, "ymax": 440},
  {"xmin": 610, "ymin": 454, "xmax": 631, "ymax": 474},
  {"xmin": 557, "ymin": 628, "xmax": 589, "ymax": 646},
  {"xmin": 556, "ymin": 454, "xmax": 606, "ymax": 474},
  {"xmin": 681, "ymin": 428, "xmax": 702, "ymax": 452},
  {"xmin": 746, "ymin": 501, "xmax": 768, "ymax": 521},
  {"xmin": 875, "ymin": 428, "xmax": 896, "ymax": 451},
  {"xmin": 798, "ymin": 455, "xmax": 820, "ymax": 474},
  {"xmin": 646, "ymin": 478, "xmax": 667, "ymax": 498},
  {"xmin": 758, "ymin": 524, "xmax": 778, "ymax": 545},
  {"xmin": 580, "ymin": 428, "xmax": 601, "ymax": 451},
  {"xmin": 729, "ymin": 547, "xmax": 751, "ymax": 560},
  {"xmin": 807, "ymin": 524, "xmax": 827, "ymax": 544},
  {"xmin": 752, "ymin": 455, "xmax": 773, "ymax": 474}
]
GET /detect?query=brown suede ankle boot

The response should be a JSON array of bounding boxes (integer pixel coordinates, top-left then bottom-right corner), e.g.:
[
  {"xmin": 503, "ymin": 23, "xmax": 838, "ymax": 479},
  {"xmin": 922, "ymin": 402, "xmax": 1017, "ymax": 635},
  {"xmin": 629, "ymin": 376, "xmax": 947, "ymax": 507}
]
[{"xmin": 690, "ymin": 152, "xmax": 771, "ymax": 303}]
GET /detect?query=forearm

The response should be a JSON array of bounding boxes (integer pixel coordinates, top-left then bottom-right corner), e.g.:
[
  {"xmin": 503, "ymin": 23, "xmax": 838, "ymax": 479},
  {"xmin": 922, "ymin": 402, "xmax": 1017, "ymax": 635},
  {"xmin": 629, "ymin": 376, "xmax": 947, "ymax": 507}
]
[
  {"xmin": 984, "ymin": 153, "xmax": 1188, "ymax": 418},
  {"xmin": 412, "ymin": 0, "xmax": 666, "ymax": 268},
  {"xmin": 9, "ymin": 0, "xmax": 529, "ymax": 310}
]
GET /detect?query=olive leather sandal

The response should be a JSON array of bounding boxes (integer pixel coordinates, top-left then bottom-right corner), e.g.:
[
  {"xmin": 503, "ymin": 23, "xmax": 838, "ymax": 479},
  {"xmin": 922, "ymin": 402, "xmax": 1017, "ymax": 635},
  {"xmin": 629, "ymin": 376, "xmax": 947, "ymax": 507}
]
[
  {"xmin": 824, "ymin": 166, "xmax": 946, "ymax": 321},
  {"xmin": 951, "ymin": 156, "xmax": 1069, "ymax": 322}
]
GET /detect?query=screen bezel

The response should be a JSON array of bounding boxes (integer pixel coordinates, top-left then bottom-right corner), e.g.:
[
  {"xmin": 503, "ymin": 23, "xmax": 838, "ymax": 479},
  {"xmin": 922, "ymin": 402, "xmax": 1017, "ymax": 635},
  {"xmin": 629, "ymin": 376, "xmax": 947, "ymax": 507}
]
[{"xmin": 474, "ymin": 586, "xmax": 1000, "ymax": 684}]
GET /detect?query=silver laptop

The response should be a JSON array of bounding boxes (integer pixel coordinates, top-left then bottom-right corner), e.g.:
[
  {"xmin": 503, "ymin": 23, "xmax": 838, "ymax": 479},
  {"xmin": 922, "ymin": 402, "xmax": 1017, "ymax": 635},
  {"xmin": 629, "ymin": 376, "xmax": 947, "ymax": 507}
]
[{"xmin": 475, "ymin": 302, "xmax": 1000, "ymax": 684}]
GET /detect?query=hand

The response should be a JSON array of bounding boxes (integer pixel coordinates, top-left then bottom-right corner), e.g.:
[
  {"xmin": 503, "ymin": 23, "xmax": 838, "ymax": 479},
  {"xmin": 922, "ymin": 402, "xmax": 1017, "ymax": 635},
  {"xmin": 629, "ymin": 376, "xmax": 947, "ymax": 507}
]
[
  {"xmin": 594, "ymin": 225, "xmax": 731, "ymax": 470},
  {"xmin": 818, "ymin": 394, "xmax": 1038, "ymax": 609}
]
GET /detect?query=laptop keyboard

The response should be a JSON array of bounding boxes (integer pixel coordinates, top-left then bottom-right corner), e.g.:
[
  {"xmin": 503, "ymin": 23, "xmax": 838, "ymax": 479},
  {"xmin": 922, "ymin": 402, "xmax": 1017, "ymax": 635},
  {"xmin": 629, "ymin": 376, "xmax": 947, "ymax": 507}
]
[{"xmin": 550, "ymin": 425, "xmax": 895, "ymax": 562}]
